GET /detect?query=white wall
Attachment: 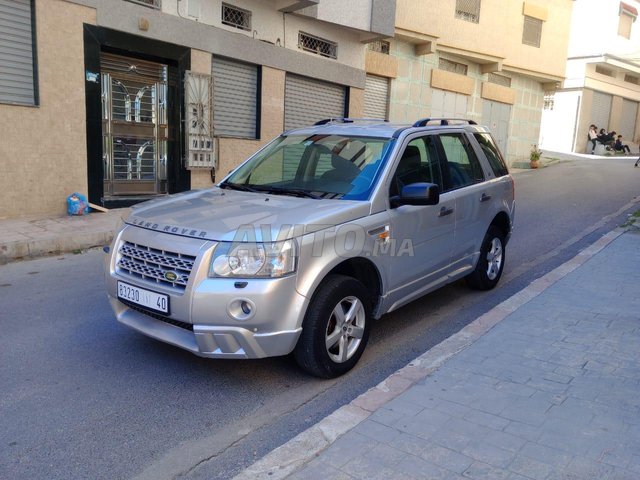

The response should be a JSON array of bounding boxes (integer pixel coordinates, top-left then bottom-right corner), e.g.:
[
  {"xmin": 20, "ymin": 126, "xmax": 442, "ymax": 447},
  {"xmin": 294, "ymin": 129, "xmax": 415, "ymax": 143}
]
[
  {"xmin": 162, "ymin": 0, "xmax": 365, "ymax": 68},
  {"xmin": 539, "ymin": 91, "xmax": 582, "ymax": 152}
]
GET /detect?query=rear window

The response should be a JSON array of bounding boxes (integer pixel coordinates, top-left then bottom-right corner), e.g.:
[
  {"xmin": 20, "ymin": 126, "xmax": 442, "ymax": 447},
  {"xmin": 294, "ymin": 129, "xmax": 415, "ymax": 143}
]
[{"xmin": 474, "ymin": 133, "xmax": 509, "ymax": 177}]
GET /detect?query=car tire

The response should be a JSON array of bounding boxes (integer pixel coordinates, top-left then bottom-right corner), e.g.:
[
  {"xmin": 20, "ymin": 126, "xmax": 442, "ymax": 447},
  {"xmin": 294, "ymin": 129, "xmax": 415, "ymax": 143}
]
[
  {"xmin": 466, "ymin": 225, "xmax": 505, "ymax": 290},
  {"xmin": 294, "ymin": 275, "xmax": 371, "ymax": 378}
]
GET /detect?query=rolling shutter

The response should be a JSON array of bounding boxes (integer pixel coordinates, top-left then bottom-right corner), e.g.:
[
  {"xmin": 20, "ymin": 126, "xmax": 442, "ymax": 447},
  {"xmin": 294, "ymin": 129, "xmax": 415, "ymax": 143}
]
[
  {"xmin": 0, "ymin": 0, "xmax": 36, "ymax": 105},
  {"xmin": 591, "ymin": 91, "xmax": 612, "ymax": 131},
  {"xmin": 620, "ymin": 99, "xmax": 638, "ymax": 142},
  {"xmin": 211, "ymin": 56, "xmax": 258, "ymax": 138},
  {"xmin": 284, "ymin": 74, "xmax": 346, "ymax": 130},
  {"xmin": 364, "ymin": 74, "xmax": 389, "ymax": 120}
]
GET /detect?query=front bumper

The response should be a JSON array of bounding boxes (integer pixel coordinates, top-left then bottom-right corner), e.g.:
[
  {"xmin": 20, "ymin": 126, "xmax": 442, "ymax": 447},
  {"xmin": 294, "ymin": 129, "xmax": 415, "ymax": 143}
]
[
  {"xmin": 108, "ymin": 295, "xmax": 302, "ymax": 359},
  {"xmin": 105, "ymin": 227, "xmax": 308, "ymax": 359}
]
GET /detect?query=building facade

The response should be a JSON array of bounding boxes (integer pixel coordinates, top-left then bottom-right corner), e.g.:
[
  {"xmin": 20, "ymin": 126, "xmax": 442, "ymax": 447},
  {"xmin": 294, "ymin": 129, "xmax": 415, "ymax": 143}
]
[
  {"xmin": 0, "ymin": 0, "xmax": 395, "ymax": 217},
  {"xmin": 539, "ymin": 0, "xmax": 640, "ymax": 154},
  {"xmin": 361, "ymin": 0, "xmax": 573, "ymax": 166}
]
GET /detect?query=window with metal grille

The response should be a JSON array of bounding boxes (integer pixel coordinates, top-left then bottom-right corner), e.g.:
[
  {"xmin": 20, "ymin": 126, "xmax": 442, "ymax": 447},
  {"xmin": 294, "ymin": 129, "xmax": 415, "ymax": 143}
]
[
  {"xmin": 595, "ymin": 65, "xmax": 616, "ymax": 77},
  {"xmin": 0, "ymin": 0, "xmax": 38, "ymax": 106},
  {"xmin": 222, "ymin": 3, "xmax": 251, "ymax": 31},
  {"xmin": 522, "ymin": 15, "xmax": 543, "ymax": 47},
  {"xmin": 488, "ymin": 73, "xmax": 511, "ymax": 88},
  {"xmin": 439, "ymin": 58, "xmax": 468, "ymax": 76},
  {"xmin": 367, "ymin": 40, "xmax": 391, "ymax": 54},
  {"xmin": 618, "ymin": 11, "xmax": 633, "ymax": 38},
  {"xmin": 543, "ymin": 94, "xmax": 554, "ymax": 111},
  {"xmin": 625, "ymin": 74, "xmax": 639, "ymax": 85},
  {"xmin": 455, "ymin": 0, "xmax": 481, "ymax": 23},
  {"xmin": 298, "ymin": 32, "xmax": 338, "ymax": 59},
  {"xmin": 124, "ymin": 0, "xmax": 161, "ymax": 8}
]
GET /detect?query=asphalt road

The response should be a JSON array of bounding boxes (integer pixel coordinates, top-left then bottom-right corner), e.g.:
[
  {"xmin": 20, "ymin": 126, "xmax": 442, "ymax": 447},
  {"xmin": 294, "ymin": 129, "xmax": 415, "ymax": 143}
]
[{"xmin": 1, "ymin": 155, "xmax": 639, "ymax": 480}]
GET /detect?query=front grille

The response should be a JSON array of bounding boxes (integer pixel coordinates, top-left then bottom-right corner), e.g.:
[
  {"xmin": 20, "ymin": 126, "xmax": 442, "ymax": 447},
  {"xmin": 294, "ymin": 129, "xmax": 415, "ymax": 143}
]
[
  {"xmin": 122, "ymin": 300, "xmax": 194, "ymax": 331},
  {"xmin": 117, "ymin": 241, "xmax": 196, "ymax": 290}
]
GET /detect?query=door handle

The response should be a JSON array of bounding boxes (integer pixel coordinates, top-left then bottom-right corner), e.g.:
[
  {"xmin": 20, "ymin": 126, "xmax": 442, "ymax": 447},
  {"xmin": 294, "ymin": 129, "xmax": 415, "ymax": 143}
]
[
  {"xmin": 480, "ymin": 193, "xmax": 492, "ymax": 202},
  {"xmin": 439, "ymin": 206, "xmax": 454, "ymax": 217}
]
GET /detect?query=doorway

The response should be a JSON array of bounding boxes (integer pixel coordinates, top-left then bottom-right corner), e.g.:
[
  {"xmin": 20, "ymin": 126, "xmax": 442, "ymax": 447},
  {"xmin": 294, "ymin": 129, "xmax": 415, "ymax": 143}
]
[{"xmin": 100, "ymin": 53, "xmax": 168, "ymax": 198}]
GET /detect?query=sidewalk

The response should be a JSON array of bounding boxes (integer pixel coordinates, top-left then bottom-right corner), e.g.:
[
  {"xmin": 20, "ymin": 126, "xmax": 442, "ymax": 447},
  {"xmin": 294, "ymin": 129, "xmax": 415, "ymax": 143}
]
[
  {"xmin": 0, "ymin": 208, "xmax": 127, "ymax": 265},
  {"xmin": 236, "ymin": 229, "xmax": 640, "ymax": 480}
]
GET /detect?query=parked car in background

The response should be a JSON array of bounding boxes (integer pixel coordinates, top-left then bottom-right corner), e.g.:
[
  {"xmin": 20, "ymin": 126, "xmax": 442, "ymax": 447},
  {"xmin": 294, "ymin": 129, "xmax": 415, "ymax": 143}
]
[{"xmin": 104, "ymin": 118, "xmax": 515, "ymax": 377}]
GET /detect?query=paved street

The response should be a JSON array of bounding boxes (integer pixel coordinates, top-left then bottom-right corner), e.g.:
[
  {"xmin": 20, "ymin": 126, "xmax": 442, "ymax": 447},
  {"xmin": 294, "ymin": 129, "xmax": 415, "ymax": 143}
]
[
  {"xmin": 1, "ymin": 156, "xmax": 639, "ymax": 479},
  {"xmin": 277, "ymin": 230, "xmax": 640, "ymax": 480}
]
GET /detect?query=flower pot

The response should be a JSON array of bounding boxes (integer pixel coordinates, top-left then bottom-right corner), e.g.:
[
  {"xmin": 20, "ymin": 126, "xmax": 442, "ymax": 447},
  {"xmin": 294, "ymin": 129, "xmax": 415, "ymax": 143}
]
[{"xmin": 530, "ymin": 159, "xmax": 540, "ymax": 169}]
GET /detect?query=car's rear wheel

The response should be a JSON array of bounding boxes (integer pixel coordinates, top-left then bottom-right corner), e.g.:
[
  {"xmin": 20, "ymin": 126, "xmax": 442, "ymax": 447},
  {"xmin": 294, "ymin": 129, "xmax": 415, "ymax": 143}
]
[
  {"xmin": 466, "ymin": 225, "xmax": 505, "ymax": 290},
  {"xmin": 294, "ymin": 275, "xmax": 371, "ymax": 378}
]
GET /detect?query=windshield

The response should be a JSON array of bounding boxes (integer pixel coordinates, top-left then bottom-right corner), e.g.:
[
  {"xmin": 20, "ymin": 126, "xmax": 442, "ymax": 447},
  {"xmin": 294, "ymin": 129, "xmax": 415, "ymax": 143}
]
[{"xmin": 222, "ymin": 134, "xmax": 394, "ymax": 200}]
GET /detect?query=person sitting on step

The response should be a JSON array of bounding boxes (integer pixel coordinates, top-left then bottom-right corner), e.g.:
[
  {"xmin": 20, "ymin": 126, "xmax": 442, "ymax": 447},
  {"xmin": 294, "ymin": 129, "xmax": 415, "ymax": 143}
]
[{"xmin": 614, "ymin": 135, "xmax": 631, "ymax": 154}]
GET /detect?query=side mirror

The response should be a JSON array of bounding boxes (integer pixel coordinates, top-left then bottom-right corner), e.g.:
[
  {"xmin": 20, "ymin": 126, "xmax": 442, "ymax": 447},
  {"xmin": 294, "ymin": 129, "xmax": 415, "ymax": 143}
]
[{"xmin": 392, "ymin": 182, "xmax": 440, "ymax": 207}]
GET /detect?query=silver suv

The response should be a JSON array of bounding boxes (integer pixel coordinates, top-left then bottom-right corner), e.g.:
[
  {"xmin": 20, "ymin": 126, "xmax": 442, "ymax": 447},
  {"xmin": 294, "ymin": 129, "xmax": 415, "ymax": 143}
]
[{"xmin": 104, "ymin": 118, "xmax": 515, "ymax": 377}]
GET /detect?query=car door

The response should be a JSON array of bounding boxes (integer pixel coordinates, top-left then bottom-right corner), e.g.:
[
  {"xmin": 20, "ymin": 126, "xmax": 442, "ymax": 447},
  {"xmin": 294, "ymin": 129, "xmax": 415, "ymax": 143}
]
[
  {"xmin": 435, "ymin": 132, "xmax": 494, "ymax": 273},
  {"xmin": 385, "ymin": 134, "xmax": 456, "ymax": 305}
]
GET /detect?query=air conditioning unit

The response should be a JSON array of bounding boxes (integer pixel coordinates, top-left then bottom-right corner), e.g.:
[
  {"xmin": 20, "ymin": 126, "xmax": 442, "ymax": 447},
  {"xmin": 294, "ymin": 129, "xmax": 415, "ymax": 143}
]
[{"xmin": 184, "ymin": 70, "xmax": 216, "ymax": 169}]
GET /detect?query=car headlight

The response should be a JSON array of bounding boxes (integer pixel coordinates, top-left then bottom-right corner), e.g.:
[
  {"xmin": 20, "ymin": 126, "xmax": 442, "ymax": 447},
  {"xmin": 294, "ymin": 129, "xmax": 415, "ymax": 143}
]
[{"xmin": 209, "ymin": 240, "xmax": 297, "ymax": 278}]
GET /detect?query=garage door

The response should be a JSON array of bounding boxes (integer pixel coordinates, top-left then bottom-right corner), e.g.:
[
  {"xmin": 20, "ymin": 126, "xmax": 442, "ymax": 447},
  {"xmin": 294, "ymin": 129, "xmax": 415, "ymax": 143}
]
[
  {"xmin": 591, "ymin": 91, "xmax": 613, "ymax": 130},
  {"xmin": 482, "ymin": 100, "xmax": 512, "ymax": 157},
  {"xmin": 620, "ymin": 99, "xmax": 638, "ymax": 143},
  {"xmin": 284, "ymin": 74, "xmax": 346, "ymax": 130},
  {"xmin": 364, "ymin": 74, "xmax": 389, "ymax": 120},
  {"xmin": 430, "ymin": 89, "xmax": 468, "ymax": 119}
]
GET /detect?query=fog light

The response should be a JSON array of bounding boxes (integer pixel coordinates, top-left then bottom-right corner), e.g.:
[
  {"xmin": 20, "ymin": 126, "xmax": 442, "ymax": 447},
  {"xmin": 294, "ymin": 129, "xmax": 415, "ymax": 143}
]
[
  {"xmin": 241, "ymin": 301, "xmax": 252, "ymax": 315},
  {"xmin": 228, "ymin": 298, "xmax": 256, "ymax": 321}
]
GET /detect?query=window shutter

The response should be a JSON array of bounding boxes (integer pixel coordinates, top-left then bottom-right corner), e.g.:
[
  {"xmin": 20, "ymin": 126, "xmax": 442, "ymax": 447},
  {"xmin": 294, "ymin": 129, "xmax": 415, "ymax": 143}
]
[
  {"xmin": 211, "ymin": 56, "xmax": 258, "ymax": 138},
  {"xmin": 0, "ymin": 0, "xmax": 36, "ymax": 105}
]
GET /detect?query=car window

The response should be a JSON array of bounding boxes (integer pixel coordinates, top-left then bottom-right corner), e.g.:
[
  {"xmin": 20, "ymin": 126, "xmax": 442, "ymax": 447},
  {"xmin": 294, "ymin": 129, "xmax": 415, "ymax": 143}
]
[
  {"xmin": 225, "ymin": 134, "xmax": 394, "ymax": 200},
  {"xmin": 389, "ymin": 136, "xmax": 442, "ymax": 198},
  {"xmin": 438, "ymin": 133, "xmax": 485, "ymax": 191},
  {"xmin": 474, "ymin": 133, "xmax": 508, "ymax": 177}
]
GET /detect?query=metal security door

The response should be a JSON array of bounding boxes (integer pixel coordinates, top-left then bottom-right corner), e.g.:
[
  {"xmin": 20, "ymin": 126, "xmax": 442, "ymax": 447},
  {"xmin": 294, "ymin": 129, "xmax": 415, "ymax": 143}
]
[
  {"xmin": 430, "ymin": 89, "xmax": 468, "ymax": 118},
  {"xmin": 101, "ymin": 53, "xmax": 168, "ymax": 197},
  {"xmin": 284, "ymin": 74, "xmax": 346, "ymax": 130},
  {"xmin": 482, "ymin": 100, "xmax": 511, "ymax": 157},
  {"xmin": 364, "ymin": 74, "xmax": 389, "ymax": 120},
  {"xmin": 591, "ymin": 91, "xmax": 612, "ymax": 131},
  {"xmin": 620, "ymin": 99, "xmax": 638, "ymax": 142}
]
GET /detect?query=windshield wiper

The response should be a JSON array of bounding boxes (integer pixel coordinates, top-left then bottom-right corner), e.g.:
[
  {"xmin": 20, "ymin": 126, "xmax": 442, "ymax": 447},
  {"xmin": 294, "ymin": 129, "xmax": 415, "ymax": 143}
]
[
  {"xmin": 219, "ymin": 182, "xmax": 259, "ymax": 193},
  {"xmin": 259, "ymin": 186, "xmax": 320, "ymax": 199}
]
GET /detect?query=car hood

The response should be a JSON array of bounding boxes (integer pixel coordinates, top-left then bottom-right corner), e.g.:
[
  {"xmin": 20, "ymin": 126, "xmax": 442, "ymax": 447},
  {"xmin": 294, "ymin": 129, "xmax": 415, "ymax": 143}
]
[{"xmin": 124, "ymin": 187, "xmax": 371, "ymax": 242}]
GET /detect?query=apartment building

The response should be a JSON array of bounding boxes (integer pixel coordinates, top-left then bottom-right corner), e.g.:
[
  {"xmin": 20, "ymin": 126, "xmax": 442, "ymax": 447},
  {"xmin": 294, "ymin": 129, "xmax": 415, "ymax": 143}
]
[
  {"xmin": 539, "ymin": 0, "xmax": 640, "ymax": 153},
  {"xmin": 362, "ymin": 0, "xmax": 573, "ymax": 166},
  {"xmin": 0, "ymin": 0, "xmax": 395, "ymax": 217}
]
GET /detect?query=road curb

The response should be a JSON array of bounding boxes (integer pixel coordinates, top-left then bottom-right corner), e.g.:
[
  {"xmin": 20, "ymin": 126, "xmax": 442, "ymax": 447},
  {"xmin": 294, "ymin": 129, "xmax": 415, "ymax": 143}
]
[
  {"xmin": 233, "ymin": 228, "xmax": 624, "ymax": 480},
  {"xmin": 0, "ymin": 231, "xmax": 114, "ymax": 265}
]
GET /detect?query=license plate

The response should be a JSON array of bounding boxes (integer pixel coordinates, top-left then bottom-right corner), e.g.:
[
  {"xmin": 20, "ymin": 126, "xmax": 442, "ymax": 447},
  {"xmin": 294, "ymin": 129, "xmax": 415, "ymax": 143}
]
[{"xmin": 117, "ymin": 281, "xmax": 169, "ymax": 314}]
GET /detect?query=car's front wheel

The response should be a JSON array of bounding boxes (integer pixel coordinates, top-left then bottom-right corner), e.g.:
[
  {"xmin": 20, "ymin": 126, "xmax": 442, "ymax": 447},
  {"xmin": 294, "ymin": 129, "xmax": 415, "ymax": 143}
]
[
  {"xmin": 294, "ymin": 275, "xmax": 371, "ymax": 378},
  {"xmin": 466, "ymin": 225, "xmax": 505, "ymax": 290}
]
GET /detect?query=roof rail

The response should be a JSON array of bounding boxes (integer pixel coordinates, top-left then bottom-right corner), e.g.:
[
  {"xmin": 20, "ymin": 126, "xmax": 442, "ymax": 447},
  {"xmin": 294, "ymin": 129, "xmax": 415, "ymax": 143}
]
[
  {"xmin": 314, "ymin": 117, "xmax": 388, "ymax": 126},
  {"xmin": 412, "ymin": 118, "xmax": 478, "ymax": 127}
]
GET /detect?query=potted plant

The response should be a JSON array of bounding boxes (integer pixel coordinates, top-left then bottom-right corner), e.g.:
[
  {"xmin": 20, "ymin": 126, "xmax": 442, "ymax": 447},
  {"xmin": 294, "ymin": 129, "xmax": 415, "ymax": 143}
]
[{"xmin": 530, "ymin": 144, "xmax": 542, "ymax": 169}]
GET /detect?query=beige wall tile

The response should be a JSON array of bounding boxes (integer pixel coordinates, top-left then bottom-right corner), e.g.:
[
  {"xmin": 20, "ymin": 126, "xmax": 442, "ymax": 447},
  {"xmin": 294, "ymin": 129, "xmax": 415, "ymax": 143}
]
[{"xmin": 0, "ymin": 0, "xmax": 96, "ymax": 218}]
